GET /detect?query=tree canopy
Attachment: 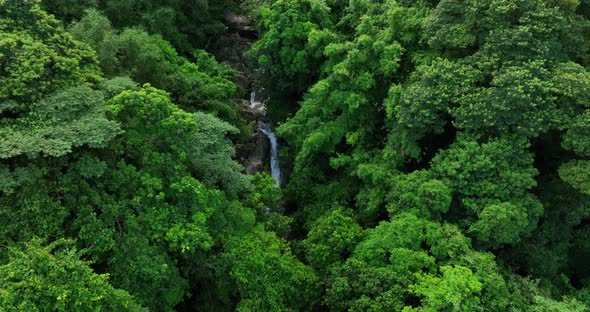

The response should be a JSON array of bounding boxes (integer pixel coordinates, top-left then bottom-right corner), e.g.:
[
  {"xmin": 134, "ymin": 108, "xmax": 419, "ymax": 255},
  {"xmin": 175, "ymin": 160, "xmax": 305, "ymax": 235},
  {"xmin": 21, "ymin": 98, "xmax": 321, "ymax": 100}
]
[{"xmin": 2, "ymin": 0, "xmax": 590, "ymax": 310}]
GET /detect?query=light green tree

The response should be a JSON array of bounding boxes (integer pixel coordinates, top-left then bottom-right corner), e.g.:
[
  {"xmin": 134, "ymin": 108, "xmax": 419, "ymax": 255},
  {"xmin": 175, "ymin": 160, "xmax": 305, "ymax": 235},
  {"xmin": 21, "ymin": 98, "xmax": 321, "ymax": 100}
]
[{"xmin": 0, "ymin": 239, "xmax": 146, "ymax": 311}]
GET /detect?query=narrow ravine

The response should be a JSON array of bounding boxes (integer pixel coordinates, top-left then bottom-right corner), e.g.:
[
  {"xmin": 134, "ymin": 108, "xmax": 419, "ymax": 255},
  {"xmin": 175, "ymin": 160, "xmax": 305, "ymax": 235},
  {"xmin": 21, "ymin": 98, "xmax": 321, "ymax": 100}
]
[{"xmin": 213, "ymin": 13, "xmax": 284, "ymax": 188}]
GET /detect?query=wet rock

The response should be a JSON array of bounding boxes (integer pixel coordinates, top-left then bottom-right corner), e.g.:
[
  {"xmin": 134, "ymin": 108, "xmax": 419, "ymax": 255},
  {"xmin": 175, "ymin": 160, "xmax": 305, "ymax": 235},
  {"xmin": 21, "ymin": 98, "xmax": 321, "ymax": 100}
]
[
  {"xmin": 224, "ymin": 12, "xmax": 252, "ymax": 27},
  {"xmin": 236, "ymin": 129, "xmax": 269, "ymax": 175},
  {"xmin": 248, "ymin": 93, "xmax": 266, "ymax": 117},
  {"xmin": 234, "ymin": 73, "xmax": 250, "ymax": 95},
  {"xmin": 224, "ymin": 12, "xmax": 257, "ymax": 39},
  {"xmin": 210, "ymin": 34, "xmax": 253, "ymax": 75},
  {"xmin": 232, "ymin": 98, "xmax": 262, "ymax": 120}
]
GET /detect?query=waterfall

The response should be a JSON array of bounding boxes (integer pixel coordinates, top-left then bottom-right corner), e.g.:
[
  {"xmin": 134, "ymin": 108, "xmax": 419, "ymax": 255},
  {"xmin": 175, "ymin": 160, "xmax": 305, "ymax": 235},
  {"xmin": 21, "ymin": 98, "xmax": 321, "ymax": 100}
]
[
  {"xmin": 260, "ymin": 123, "xmax": 282, "ymax": 188},
  {"xmin": 249, "ymin": 91, "xmax": 265, "ymax": 115},
  {"xmin": 248, "ymin": 91, "xmax": 282, "ymax": 188}
]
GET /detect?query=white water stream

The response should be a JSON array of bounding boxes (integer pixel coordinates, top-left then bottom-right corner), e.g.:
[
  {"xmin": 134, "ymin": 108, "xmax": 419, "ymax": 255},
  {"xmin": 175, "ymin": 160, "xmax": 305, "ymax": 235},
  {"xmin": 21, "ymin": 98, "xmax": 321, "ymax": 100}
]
[
  {"xmin": 260, "ymin": 123, "xmax": 281, "ymax": 187},
  {"xmin": 249, "ymin": 91, "xmax": 266, "ymax": 115},
  {"xmin": 250, "ymin": 92, "xmax": 282, "ymax": 188}
]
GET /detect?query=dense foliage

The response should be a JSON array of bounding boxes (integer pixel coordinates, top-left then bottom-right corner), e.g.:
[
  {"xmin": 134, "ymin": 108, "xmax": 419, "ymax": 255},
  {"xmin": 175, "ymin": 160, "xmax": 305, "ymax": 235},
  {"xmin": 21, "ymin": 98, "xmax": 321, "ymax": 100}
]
[
  {"xmin": 0, "ymin": 1, "xmax": 281, "ymax": 310},
  {"xmin": 41, "ymin": 0, "xmax": 233, "ymax": 53},
  {"xmin": 2, "ymin": 0, "xmax": 590, "ymax": 310},
  {"xmin": 252, "ymin": 0, "xmax": 590, "ymax": 310}
]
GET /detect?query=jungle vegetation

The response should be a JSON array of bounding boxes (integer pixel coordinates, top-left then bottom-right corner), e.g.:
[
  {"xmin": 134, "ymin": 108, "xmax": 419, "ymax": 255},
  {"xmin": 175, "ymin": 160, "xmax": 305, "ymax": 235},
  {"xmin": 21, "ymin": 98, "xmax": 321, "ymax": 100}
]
[{"xmin": 1, "ymin": 0, "xmax": 590, "ymax": 311}]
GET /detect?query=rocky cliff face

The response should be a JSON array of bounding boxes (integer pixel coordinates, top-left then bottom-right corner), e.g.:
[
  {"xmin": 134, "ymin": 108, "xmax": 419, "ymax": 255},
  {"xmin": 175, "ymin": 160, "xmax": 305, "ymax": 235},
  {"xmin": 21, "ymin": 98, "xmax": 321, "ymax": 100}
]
[
  {"xmin": 210, "ymin": 13, "xmax": 270, "ymax": 177},
  {"xmin": 238, "ymin": 120, "xmax": 270, "ymax": 175}
]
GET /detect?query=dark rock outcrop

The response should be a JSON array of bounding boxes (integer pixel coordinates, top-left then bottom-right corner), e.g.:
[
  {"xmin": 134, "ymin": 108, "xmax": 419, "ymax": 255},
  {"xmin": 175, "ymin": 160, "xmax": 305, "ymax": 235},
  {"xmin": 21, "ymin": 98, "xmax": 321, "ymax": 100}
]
[{"xmin": 211, "ymin": 13, "xmax": 270, "ymax": 177}]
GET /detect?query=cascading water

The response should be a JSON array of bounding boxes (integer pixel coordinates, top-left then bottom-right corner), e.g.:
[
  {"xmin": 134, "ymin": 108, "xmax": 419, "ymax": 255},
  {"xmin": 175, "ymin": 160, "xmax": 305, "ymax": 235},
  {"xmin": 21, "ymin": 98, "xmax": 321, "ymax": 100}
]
[
  {"xmin": 249, "ymin": 91, "xmax": 265, "ymax": 115},
  {"xmin": 250, "ymin": 91, "xmax": 282, "ymax": 188},
  {"xmin": 260, "ymin": 123, "xmax": 282, "ymax": 187}
]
